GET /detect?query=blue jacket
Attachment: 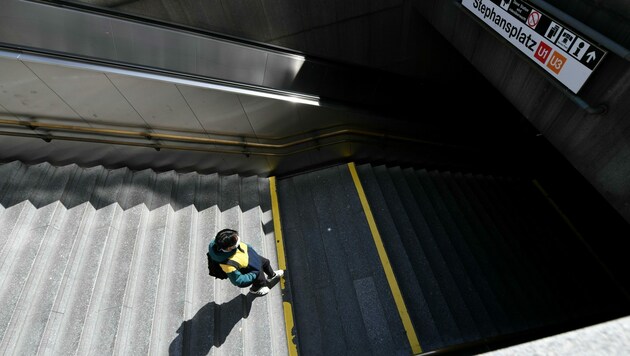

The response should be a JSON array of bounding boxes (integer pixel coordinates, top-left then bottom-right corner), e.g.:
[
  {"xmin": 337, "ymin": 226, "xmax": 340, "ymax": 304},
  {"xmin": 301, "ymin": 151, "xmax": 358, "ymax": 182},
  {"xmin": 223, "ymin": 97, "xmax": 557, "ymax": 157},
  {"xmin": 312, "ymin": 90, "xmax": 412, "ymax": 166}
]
[{"xmin": 208, "ymin": 240, "xmax": 263, "ymax": 287}]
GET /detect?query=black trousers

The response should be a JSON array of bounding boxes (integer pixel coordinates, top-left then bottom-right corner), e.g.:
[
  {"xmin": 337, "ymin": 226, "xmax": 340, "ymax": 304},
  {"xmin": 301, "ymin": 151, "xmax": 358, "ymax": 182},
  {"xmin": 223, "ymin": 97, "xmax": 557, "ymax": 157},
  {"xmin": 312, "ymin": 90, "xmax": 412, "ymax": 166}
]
[{"xmin": 251, "ymin": 257, "xmax": 275, "ymax": 290}]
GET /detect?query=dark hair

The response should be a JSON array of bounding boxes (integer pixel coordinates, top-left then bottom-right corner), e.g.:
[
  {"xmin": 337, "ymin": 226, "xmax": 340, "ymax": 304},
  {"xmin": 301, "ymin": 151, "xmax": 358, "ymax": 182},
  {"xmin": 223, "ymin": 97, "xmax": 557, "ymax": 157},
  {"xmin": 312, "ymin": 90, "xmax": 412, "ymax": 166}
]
[{"xmin": 215, "ymin": 228, "xmax": 238, "ymax": 250}]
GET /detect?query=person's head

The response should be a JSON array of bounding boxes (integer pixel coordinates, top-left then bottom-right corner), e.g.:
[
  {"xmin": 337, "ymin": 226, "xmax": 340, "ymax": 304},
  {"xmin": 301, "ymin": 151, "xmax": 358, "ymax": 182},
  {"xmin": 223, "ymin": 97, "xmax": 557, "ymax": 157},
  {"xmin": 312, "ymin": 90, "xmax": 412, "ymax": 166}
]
[{"xmin": 215, "ymin": 228, "xmax": 240, "ymax": 252}]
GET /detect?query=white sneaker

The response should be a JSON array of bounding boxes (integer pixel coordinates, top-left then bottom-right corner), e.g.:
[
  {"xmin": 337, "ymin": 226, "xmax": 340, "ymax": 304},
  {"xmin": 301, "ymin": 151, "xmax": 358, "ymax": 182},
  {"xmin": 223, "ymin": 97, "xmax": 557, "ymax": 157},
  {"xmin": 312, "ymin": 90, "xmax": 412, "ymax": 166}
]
[
  {"xmin": 269, "ymin": 270, "xmax": 284, "ymax": 281},
  {"xmin": 249, "ymin": 286, "xmax": 270, "ymax": 296}
]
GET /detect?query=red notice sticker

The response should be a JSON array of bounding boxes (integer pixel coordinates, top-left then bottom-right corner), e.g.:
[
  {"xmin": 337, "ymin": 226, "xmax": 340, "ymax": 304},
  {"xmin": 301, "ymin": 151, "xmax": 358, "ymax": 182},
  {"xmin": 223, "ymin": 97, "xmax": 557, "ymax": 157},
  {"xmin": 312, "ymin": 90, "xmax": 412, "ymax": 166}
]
[{"xmin": 527, "ymin": 10, "xmax": 541, "ymax": 29}]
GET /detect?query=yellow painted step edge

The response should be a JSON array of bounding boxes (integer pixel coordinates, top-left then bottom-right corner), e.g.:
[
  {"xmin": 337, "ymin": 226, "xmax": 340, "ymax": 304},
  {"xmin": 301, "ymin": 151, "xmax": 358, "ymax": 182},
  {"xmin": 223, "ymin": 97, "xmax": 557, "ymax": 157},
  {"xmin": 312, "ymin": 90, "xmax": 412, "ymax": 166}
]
[
  {"xmin": 348, "ymin": 162, "xmax": 423, "ymax": 355},
  {"xmin": 269, "ymin": 176, "xmax": 299, "ymax": 356}
]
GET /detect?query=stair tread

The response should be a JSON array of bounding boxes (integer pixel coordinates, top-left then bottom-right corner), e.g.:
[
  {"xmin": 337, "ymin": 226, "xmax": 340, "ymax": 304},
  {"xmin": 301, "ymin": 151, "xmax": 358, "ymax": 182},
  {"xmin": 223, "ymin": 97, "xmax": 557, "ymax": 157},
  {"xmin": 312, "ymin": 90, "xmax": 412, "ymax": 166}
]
[
  {"xmin": 412, "ymin": 168, "xmax": 498, "ymax": 338},
  {"xmin": 425, "ymin": 169, "xmax": 512, "ymax": 335},
  {"xmin": 277, "ymin": 165, "xmax": 412, "ymax": 355},
  {"xmin": 0, "ymin": 161, "xmax": 283, "ymax": 356},
  {"xmin": 388, "ymin": 166, "xmax": 481, "ymax": 343},
  {"xmin": 440, "ymin": 171, "xmax": 529, "ymax": 333},
  {"xmin": 358, "ymin": 163, "xmax": 450, "ymax": 350}
]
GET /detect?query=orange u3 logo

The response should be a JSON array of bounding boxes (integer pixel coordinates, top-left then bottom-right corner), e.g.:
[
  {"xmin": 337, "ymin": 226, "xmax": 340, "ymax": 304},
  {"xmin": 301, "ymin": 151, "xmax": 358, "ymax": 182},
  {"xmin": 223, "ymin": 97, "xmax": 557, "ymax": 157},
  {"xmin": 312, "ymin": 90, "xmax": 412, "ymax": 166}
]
[{"xmin": 547, "ymin": 51, "xmax": 566, "ymax": 74}]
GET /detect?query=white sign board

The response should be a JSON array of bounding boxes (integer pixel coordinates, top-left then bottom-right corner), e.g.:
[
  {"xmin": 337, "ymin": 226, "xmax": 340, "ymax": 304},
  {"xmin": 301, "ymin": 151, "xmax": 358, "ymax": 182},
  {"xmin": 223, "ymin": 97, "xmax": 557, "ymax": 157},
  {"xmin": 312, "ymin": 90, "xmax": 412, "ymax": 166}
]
[{"xmin": 462, "ymin": 0, "xmax": 606, "ymax": 93}]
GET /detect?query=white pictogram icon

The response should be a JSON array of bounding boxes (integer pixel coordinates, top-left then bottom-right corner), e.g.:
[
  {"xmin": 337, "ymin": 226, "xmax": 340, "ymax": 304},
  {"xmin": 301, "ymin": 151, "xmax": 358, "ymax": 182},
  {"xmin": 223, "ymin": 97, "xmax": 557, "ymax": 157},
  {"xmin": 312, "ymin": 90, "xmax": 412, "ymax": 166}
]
[
  {"xmin": 500, "ymin": 0, "xmax": 512, "ymax": 11},
  {"xmin": 568, "ymin": 38, "xmax": 590, "ymax": 60},
  {"xmin": 585, "ymin": 51, "xmax": 597, "ymax": 63},
  {"xmin": 545, "ymin": 22, "xmax": 562, "ymax": 42},
  {"xmin": 556, "ymin": 29, "xmax": 576, "ymax": 52}
]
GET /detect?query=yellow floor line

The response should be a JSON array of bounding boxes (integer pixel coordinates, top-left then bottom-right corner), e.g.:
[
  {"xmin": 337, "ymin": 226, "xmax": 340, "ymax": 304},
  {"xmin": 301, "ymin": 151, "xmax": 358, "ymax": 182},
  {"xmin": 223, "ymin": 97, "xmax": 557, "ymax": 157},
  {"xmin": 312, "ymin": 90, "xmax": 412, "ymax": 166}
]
[
  {"xmin": 347, "ymin": 162, "xmax": 423, "ymax": 354},
  {"xmin": 269, "ymin": 176, "xmax": 299, "ymax": 356}
]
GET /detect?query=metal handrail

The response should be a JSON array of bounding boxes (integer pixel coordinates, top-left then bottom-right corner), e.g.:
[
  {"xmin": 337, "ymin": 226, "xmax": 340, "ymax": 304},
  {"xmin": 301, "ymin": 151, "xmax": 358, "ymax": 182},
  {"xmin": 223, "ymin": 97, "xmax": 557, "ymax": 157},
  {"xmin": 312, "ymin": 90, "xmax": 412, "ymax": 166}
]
[
  {"xmin": 0, "ymin": 119, "xmax": 474, "ymax": 156},
  {"xmin": 0, "ymin": 130, "xmax": 351, "ymax": 157}
]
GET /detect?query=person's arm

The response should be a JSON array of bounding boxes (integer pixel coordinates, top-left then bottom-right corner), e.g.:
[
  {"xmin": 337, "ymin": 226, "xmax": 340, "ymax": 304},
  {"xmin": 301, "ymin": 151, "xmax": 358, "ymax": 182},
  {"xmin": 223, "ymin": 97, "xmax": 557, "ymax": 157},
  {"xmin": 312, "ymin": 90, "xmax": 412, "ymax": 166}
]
[{"xmin": 227, "ymin": 269, "xmax": 256, "ymax": 287}]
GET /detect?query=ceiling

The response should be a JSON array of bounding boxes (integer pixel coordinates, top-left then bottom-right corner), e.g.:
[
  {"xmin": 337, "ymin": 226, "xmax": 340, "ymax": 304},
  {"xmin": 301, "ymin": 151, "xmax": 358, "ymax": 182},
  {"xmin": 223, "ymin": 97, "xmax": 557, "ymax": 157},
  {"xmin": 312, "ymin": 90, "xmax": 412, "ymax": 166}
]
[
  {"xmin": 74, "ymin": 0, "xmax": 476, "ymax": 81},
  {"xmin": 0, "ymin": 0, "xmax": 530, "ymax": 175},
  {"xmin": 0, "ymin": 55, "xmax": 355, "ymax": 137}
]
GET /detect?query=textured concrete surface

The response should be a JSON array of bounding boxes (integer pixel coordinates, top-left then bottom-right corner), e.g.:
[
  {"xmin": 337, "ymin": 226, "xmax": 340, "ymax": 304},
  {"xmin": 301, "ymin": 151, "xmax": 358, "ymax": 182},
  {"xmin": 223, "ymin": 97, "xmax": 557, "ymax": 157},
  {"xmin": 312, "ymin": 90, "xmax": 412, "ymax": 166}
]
[
  {"xmin": 0, "ymin": 160, "xmax": 287, "ymax": 356},
  {"xmin": 277, "ymin": 164, "xmax": 412, "ymax": 356},
  {"xmin": 482, "ymin": 316, "xmax": 630, "ymax": 356},
  {"xmin": 354, "ymin": 163, "xmax": 629, "ymax": 354}
]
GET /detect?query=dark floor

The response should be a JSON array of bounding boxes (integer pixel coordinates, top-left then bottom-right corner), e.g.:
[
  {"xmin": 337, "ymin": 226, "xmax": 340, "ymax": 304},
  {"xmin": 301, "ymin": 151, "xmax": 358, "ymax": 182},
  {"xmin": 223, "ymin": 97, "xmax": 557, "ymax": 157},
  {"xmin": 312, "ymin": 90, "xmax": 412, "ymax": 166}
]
[{"xmin": 277, "ymin": 162, "xmax": 630, "ymax": 355}]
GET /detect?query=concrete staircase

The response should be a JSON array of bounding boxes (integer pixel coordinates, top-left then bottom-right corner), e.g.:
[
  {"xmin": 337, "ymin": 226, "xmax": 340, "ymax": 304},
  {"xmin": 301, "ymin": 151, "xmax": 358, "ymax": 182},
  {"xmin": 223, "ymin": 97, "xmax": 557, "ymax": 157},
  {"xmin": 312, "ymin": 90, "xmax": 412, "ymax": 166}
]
[
  {"xmin": 2, "ymin": 160, "xmax": 627, "ymax": 355},
  {"xmin": 0, "ymin": 160, "xmax": 286, "ymax": 356},
  {"xmin": 274, "ymin": 163, "xmax": 629, "ymax": 355},
  {"xmin": 276, "ymin": 164, "xmax": 412, "ymax": 356},
  {"xmin": 355, "ymin": 163, "xmax": 628, "ymax": 352}
]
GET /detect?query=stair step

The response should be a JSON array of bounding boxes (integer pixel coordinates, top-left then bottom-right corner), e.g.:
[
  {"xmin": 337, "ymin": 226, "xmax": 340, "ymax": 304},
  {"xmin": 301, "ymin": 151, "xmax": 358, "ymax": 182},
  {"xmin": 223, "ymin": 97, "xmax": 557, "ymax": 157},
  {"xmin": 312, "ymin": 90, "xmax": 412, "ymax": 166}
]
[
  {"xmin": 0, "ymin": 161, "xmax": 24, "ymax": 208},
  {"xmin": 79, "ymin": 169, "xmax": 155, "ymax": 354},
  {"xmin": 424, "ymin": 169, "xmax": 511, "ymax": 336},
  {"xmin": 472, "ymin": 174, "xmax": 560, "ymax": 326},
  {"xmin": 388, "ymin": 166, "xmax": 480, "ymax": 343},
  {"xmin": 482, "ymin": 176, "xmax": 575, "ymax": 322},
  {"xmin": 37, "ymin": 204, "xmax": 96, "ymax": 355},
  {"xmin": 35, "ymin": 165, "xmax": 104, "ymax": 354},
  {"xmin": 215, "ymin": 174, "xmax": 246, "ymax": 355},
  {"xmin": 276, "ymin": 165, "xmax": 412, "ymax": 355},
  {"xmin": 452, "ymin": 172, "xmax": 535, "ymax": 331},
  {"xmin": 322, "ymin": 166, "xmax": 409, "ymax": 354},
  {"xmin": 276, "ymin": 175, "xmax": 326, "ymax": 355},
  {"xmin": 50, "ymin": 168, "xmax": 128, "ymax": 355},
  {"xmin": 413, "ymin": 168, "xmax": 499, "ymax": 338},
  {"xmin": 440, "ymin": 171, "xmax": 529, "ymax": 333},
  {"xmin": 0, "ymin": 202, "xmax": 64, "ymax": 355},
  {"xmin": 0, "ymin": 161, "xmax": 283, "ymax": 356},
  {"xmin": 371, "ymin": 164, "xmax": 464, "ymax": 346},
  {"xmin": 0, "ymin": 164, "xmax": 84, "ymax": 355},
  {"xmin": 153, "ymin": 203, "xmax": 194, "ymax": 355},
  {"xmin": 115, "ymin": 170, "xmax": 176, "ymax": 355},
  {"xmin": 504, "ymin": 178, "xmax": 625, "ymax": 317},
  {"xmin": 185, "ymin": 172, "xmax": 218, "ymax": 355},
  {"xmin": 240, "ymin": 174, "xmax": 273, "ymax": 356},
  {"xmin": 0, "ymin": 163, "xmax": 77, "ymax": 348},
  {"xmin": 356, "ymin": 163, "xmax": 444, "ymax": 351},
  {"xmin": 3, "ymin": 162, "xmax": 49, "ymax": 208}
]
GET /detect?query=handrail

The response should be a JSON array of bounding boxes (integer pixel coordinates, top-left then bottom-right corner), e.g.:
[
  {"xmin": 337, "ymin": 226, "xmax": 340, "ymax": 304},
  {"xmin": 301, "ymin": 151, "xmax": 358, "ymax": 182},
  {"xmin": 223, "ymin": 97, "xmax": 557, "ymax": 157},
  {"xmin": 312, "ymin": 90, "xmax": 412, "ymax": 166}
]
[
  {"xmin": 0, "ymin": 118, "xmax": 475, "ymax": 153},
  {"xmin": 0, "ymin": 130, "xmax": 353, "ymax": 157}
]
